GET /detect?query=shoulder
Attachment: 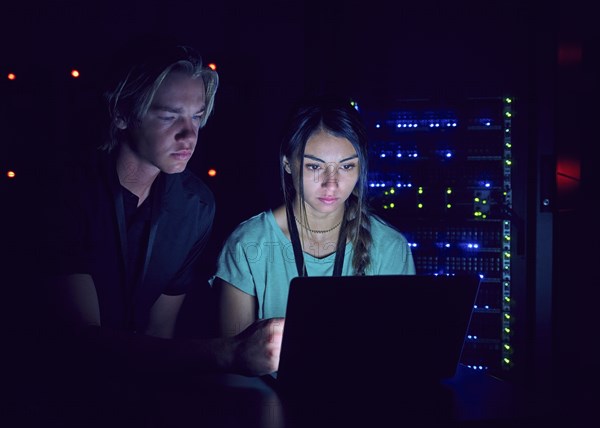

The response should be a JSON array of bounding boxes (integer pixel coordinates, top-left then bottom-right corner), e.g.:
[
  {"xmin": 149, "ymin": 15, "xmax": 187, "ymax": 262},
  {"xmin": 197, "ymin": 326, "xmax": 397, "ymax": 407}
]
[
  {"xmin": 218, "ymin": 211, "xmax": 274, "ymax": 253},
  {"xmin": 170, "ymin": 169, "xmax": 215, "ymax": 207},
  {"xmin": 230, "ymin": 211, "xmax": 272, "ymax": 237},
  {"xmin": 52, "ymin": 149, "xmax": 114, "ymax": 204},
  {"xmin": 368, "ymin": 214, "xmax": 410, "ymax": 244}
]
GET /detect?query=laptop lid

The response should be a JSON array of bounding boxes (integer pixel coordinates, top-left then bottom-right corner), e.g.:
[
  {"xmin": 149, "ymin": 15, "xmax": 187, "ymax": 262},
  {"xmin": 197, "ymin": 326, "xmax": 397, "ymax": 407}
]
[{"xmin": 275, "ymin": 274, "xmax": 481, "ymax": 396}]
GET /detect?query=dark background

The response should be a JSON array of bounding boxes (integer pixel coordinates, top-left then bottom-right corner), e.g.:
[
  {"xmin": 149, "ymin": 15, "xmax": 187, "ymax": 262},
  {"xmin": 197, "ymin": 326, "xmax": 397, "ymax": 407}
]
[{"xmin": 1, "ymin": 0, "xmax": 598, "ymax": 422}]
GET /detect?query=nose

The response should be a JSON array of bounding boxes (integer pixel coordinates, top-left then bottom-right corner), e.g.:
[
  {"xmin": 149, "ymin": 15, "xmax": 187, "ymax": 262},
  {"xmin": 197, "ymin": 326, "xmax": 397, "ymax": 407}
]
[
  {"xmin": 175, "ymin": 117, "xmax": 199, "ymax": 143},
  {"xmin": 321, "ymin": 163, "xmax": 339, "ymax": 189}
]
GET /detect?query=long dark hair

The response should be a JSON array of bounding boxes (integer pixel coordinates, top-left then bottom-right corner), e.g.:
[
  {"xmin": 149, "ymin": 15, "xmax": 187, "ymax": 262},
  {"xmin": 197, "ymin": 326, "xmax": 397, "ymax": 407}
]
[{"xmin": 279, "ymin": 95, "xmax": 372, "ymax": 275}]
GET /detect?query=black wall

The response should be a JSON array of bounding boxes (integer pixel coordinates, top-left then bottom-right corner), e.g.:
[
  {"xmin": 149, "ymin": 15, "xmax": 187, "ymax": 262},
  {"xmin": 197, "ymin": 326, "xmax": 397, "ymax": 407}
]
[{"xmin": 2, "ymin": 0, "xmax": 597, "ymax": 421}]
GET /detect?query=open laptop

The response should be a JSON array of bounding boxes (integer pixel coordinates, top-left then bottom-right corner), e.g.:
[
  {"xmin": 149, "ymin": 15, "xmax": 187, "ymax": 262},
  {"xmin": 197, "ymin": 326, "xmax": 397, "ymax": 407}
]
[{"xmin": 270, "ymin": 274, "xmax": 481, "ymax": 399}]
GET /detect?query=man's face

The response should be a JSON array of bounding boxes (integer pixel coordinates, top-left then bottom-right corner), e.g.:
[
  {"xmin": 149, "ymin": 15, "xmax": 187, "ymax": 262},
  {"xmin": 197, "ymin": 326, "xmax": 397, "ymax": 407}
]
[{"xmin": 128, "ymin": 71, "xmax": 206, "ymax": 174}]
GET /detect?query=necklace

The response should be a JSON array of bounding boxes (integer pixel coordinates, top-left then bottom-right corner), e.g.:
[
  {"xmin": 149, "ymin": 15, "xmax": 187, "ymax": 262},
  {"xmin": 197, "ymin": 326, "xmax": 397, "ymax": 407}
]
[{"xmin": 295, "ymin": 216, "xmax": 342, "ymax": 234}]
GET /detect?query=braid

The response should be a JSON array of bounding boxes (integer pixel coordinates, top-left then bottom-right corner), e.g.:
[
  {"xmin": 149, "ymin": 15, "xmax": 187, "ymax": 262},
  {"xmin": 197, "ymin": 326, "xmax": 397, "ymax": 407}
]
[{"xmin": 345, "ymin": 192, "xmax": 372, "ymax": 275}]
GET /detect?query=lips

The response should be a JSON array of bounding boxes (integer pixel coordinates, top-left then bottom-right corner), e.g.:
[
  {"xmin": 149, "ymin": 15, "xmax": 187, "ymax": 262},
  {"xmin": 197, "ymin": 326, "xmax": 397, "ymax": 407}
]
[
  {"xmin": 318, "ymin": 197, "xmax": 339, "ymax": 204},
  {"xmin": 172, "ymin": 150, "xmax": 193, "ymax": 160}
]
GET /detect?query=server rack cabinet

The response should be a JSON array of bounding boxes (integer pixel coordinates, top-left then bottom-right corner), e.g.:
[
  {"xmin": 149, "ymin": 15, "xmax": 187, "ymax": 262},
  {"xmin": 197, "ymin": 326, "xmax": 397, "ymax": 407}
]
[{"xmin": 361, "ymin": 96, "xmax": 517, "ymax": 377}]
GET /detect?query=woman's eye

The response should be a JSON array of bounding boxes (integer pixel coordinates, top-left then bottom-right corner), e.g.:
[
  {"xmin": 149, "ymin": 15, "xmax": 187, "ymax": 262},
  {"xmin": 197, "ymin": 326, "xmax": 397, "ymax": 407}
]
[
  {"xmin": 341, "ymin": 163, "xmax": 356, "ymax": 170},
  {"xmin": 306, "ymin": 164, "xmax": 321, "ymax": 170}
]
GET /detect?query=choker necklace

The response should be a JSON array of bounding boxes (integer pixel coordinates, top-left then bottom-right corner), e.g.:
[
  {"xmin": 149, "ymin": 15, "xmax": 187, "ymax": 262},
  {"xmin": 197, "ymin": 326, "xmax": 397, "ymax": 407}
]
[{"xmin": 295, "ymin": 216, "xmax": 342, "ymax": 234}]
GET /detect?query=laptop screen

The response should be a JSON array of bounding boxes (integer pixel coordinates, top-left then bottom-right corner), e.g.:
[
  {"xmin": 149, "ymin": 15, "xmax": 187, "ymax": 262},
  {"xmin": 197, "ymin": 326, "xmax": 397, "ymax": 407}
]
[{"xmin": 276, "ymin": 274, "xmax": 481, "ymax": 395}]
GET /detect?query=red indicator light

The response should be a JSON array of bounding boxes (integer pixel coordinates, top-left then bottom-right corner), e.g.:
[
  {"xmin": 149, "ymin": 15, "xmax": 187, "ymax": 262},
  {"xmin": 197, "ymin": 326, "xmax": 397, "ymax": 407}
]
[{"xmin": 208, "ymin": 168, "xmax": 217, "ymax": 177}]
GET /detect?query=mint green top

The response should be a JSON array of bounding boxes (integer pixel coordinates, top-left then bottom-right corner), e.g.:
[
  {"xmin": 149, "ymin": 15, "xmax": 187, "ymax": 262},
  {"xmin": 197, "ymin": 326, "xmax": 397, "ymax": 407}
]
[{"xmin": 211, "ymin": 210, "xmax": 416, "ymax": 319}]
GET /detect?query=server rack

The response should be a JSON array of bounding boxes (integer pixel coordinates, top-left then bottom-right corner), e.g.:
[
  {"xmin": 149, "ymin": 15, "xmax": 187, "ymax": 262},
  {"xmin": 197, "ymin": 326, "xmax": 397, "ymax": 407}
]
[{"xmin": 361, "ymin": 96, "xmax": 515, "ymax": 376}]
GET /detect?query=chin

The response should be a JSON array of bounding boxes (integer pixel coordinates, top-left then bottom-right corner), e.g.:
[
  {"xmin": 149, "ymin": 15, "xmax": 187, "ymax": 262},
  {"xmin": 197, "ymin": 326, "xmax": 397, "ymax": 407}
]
[{"xmin": 162, "ymin": 164, "xmax": 188, "ymax": 174}]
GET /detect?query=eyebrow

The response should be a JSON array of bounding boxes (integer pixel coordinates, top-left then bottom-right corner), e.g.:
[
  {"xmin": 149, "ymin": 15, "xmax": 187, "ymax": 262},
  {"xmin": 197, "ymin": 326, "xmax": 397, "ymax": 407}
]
[
  {"xmin": 304, "ymin": 154, "xmax": 359, "ymax": 163},
  {"xmin": 151, "ymin": 104, "xmax": 206, "ymax": 114}
]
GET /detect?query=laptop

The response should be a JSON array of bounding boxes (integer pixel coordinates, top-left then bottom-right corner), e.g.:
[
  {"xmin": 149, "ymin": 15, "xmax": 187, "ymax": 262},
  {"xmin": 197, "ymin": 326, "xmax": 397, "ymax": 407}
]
[{"xmin": 271, "ymin": 274, "xmax": 481, "ymax": 399}]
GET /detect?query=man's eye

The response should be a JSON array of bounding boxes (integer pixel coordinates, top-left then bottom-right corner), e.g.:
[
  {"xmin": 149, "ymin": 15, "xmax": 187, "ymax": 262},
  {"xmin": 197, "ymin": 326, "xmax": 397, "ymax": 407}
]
[{"xmin": 158, "ymin": 116, "xmax": 175, "ymax": 121}]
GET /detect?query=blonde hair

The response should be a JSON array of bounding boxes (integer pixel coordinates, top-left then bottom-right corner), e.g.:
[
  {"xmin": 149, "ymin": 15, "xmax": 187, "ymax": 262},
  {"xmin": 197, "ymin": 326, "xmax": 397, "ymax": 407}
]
[{"xmin": 101, "ymin": 45, "xmax": 218, "ymax": 152}]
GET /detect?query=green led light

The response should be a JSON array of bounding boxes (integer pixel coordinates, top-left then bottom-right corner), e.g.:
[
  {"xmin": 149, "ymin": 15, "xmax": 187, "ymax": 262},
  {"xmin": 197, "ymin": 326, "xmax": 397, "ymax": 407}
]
[
  {"xmin": 505, "ymin": 159, "xmax": 512, "ymax": 166},
  {"xmin": 390, "ymin": 203, "xmax": 395, "ymax": 208},
  {"xmin": 504, "ymin": 328, "xmax": 511, "ymax": 334},
  {"xmin": 446, "ymin": 187, "xmax": 452, "ymax": 194},
  {"xmin": 503, "ymin": 358, "xmax": 511, "ymax": 364},
  {"xmin": 505, "ymin": 112, "xmax": 512, "ymax": 118},
  {"xmin": 474, "ymin": 197, "xmax": 480, "ymax": 202},
  {"xmin": 504, "ymin": 344, "xmax": 511, "ymax": 350},
  {"xmin": 446, "ymin": 203, "xmax": 452, "ymax": 209},
  {"xmin": 418, "ymin": 203, "xmax": 423, "ymax": 209},
  {"xmin": 505, "ymin": 97, "xmax": 512, "ymax": 104},
  {"xmin": 383, "ymin": 205, "xmax": 388, "ymax": 209},
  {"xmin": 390, "ymin": 188, "xmax": 395, "ymax": 194},
  {"xmin": 504, "ymin": 313, "xmax": 511, "ymax": 319}
]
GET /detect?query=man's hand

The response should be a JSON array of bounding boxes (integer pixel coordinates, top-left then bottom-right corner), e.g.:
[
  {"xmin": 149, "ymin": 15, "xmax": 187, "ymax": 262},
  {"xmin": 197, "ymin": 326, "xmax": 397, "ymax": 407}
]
[{"xmin": 231, "ymin": 317, "xmax": 285, "ymax": 376}]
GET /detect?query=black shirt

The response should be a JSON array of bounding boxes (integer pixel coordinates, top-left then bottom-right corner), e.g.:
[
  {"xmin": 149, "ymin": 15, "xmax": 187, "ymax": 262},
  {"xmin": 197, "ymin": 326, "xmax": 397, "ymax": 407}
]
[{"xmin": 47, "ymin": 150, "xmax": 216, "ymax": 332}]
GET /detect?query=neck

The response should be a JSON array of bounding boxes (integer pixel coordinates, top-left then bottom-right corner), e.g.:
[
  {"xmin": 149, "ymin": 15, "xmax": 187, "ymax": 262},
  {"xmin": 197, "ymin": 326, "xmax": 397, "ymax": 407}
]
[
  {"xmin": 116, "ymin": 144, "xmax": 160, "ymax": 204},
  {"xmin": 292, "ymin": 203, "xmax": 345, "ymax": 237},
  {"xmin": 295, "ymin": 216, "xmax": 342, "ymax": 234}
]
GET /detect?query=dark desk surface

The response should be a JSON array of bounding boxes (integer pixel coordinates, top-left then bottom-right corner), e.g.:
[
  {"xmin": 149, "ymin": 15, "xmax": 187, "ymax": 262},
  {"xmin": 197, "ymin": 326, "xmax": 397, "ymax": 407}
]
[{"xmin": 15, "ymin": 363, "xmax": 533, "ymax": 428}]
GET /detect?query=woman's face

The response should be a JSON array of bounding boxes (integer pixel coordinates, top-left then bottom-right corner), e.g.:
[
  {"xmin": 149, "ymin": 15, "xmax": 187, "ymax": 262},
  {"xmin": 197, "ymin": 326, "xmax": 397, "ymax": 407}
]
[{"xmin": 286, "ymin": 129, "xmax": 359, "ymax": 216}]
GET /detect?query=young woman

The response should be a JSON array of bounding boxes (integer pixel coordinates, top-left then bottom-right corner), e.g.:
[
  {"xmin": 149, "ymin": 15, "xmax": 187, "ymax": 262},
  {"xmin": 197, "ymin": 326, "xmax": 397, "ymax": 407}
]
[{"xmin": 212, "ymin": 95, "xmax": 416, "ymax": 337}]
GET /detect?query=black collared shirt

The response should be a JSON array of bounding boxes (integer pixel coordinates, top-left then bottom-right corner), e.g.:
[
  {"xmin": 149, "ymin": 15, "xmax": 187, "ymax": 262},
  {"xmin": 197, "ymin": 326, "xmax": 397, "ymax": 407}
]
[{"xmin": 47, "ymin": 150, "xmax": 216, "ymax": 332}]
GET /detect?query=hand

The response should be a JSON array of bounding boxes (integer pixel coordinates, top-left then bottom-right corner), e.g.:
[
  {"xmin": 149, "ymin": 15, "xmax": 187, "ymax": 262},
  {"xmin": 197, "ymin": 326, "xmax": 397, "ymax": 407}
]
[{"xmin": 231, "ymin": 317, "xmax": 285, "ymax": 376}]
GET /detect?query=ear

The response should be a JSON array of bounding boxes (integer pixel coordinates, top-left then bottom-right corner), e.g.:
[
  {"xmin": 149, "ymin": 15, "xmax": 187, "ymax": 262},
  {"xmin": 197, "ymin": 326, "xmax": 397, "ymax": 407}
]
[
  {"xmin": 283, "ymin": 156, "xmax": 292, "ymax": 174},
  {"xmin": 114, "ymin": 116, "xmax": 127, "ymax": 130}
]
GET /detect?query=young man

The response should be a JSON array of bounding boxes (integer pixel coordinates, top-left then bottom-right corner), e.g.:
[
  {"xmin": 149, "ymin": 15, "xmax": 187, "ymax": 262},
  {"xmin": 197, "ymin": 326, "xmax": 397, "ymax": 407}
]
[{"xmin": 46, "ymin": 44, "xmax": 283, "ymax": 378}]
